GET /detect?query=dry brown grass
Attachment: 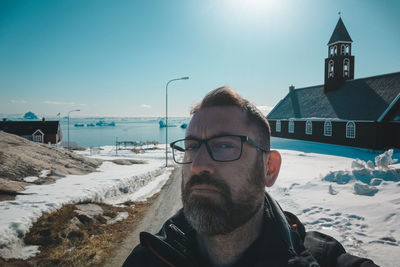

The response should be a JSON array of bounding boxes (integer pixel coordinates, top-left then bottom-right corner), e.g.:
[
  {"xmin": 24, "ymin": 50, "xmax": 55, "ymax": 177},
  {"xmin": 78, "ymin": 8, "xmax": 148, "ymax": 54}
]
[
  {"xmin": 73, "ymin": 147, "xmax": 87, "ymax": 151},
  {"xmin": 130, "ymin": 148, "xmax": 141, "ymax": 154},
  {"xmin": 0, "ymin": 194, "xmax": 160, "ymax": 267}
]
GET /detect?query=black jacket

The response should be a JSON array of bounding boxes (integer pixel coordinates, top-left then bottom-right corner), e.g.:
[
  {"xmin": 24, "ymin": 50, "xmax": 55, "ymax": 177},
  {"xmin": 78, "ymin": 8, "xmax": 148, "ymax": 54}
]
[{"xmin": 123, "ymin": 193, "xmax": 378, "ymax": 267}]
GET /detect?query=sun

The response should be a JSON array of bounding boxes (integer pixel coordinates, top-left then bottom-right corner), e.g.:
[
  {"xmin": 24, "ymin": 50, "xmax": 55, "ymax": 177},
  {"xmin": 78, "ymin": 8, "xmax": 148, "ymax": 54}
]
[{"xmin": 228, "ymin": 0, "xmax": 282, "ymax": 18}]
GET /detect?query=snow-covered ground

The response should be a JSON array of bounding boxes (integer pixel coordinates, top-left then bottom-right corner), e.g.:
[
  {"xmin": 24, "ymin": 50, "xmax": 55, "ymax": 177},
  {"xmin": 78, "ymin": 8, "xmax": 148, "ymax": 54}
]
[
  {"xmin": 270, "ymin": 140, "xmax": 400, "ymax": 267},
  {"xmin": 0, "ymin": 145, "xmax": 174, "ymax": 260},
  {"xmin": 0, "ymin": 140, "xmax": 399, "ymax": 266}
]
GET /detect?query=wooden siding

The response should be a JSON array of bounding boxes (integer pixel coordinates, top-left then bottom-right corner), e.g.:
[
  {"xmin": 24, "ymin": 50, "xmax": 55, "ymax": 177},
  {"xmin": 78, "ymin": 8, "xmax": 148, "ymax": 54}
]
[{"xmin": 268, "ymin": 119, "xmax": 390, "ymax": 149}]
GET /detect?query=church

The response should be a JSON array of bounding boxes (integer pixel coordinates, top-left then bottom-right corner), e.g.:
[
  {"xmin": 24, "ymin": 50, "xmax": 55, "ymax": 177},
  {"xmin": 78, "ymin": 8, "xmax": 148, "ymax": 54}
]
[{"xmin": 267, "ymin": 17, "xmax": 400, "ymax": 150}]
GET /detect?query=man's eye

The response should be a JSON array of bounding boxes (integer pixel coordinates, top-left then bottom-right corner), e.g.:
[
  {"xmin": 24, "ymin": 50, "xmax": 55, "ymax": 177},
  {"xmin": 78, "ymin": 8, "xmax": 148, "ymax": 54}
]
[
  {"xmin": 185, "ymin": 143, "xmax": 199, "ymax": 151},
  {"xmin": 214, "ymin": 142, "xmax": 235, "ymax": 149}
]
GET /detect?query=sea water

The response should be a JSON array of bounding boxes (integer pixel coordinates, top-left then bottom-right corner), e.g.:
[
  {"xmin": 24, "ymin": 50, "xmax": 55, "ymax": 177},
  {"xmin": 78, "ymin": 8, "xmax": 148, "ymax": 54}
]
[{"xmin": 60, "ymin": 117, "xmax": 188, "ymax": 148}]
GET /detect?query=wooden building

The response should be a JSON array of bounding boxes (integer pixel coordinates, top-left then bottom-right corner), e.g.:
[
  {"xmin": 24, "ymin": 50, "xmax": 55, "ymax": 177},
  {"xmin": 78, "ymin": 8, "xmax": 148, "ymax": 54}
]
[
  {"xmin": 0, "ymin": 118, "xmax": 62, "ymax": 144},
  {"xmin": 267, "ymin": 18, "xmax": 400, "ymax": 150}
]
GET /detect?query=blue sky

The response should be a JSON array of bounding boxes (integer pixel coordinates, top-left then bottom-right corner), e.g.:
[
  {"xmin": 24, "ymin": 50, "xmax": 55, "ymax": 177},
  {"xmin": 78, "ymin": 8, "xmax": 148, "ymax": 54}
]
[{"xmin": 1, "ymin": 0, "xmax": 399, "ymax": 117}]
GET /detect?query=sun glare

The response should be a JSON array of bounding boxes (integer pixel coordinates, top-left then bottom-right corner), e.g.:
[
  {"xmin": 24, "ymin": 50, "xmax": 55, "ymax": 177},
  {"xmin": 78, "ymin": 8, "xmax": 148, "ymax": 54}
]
[
  {"xmin": 227, "ymin": 0, "xmax": 283, "ymax": 23},
  {"xmin": 231, "ymin": 0, "xmax": 280, "ymax": 13}
]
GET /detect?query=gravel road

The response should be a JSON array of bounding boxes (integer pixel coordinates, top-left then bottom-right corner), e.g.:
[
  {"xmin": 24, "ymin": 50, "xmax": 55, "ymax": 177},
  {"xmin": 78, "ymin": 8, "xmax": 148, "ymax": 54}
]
[{"xmin": 104, "ymin": 167, "xmax": 182, "ymax": 267}]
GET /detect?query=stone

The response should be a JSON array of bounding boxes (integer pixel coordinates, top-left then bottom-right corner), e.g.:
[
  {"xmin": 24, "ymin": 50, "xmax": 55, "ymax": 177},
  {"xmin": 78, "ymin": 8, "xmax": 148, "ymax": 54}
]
[
  {"xmin": 77, "ymin": 214, "xmax": 94, "ymax": 224},
  {"xmin": 75, "ymin": 203, "xmax": 104, "ymax": 217}
]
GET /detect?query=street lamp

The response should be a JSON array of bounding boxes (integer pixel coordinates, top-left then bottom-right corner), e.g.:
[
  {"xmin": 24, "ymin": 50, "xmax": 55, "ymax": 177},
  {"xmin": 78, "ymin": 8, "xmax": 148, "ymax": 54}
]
[
  {"xmin": 67, "ymin": 109, "xmax": 80, "ymax": 150},
  {"xmin": 165, "ymin": 76, "xmax": 189, "ymax": 167}
]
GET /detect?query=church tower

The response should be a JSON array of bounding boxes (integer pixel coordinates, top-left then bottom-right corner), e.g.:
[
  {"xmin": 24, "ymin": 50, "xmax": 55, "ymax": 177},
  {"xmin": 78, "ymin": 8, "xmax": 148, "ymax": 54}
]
[{"xmin": 324, "ymin": 17, "xmax": 354, "ymax": 91}]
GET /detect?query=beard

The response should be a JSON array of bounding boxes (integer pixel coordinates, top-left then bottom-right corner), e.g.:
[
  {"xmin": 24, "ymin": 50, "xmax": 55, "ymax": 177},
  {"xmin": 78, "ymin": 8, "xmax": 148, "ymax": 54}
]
[{"xmin": 181, "ymin": 159, "xmax": 265, "ymax": 236}]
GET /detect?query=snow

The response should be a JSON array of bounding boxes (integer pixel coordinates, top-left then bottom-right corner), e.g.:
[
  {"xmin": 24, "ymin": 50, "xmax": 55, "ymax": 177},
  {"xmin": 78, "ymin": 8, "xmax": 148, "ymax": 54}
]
[
  {"xmin": 22, "ymin": 170, "xmax": 51, "ymax": 183},
  {"xmin": 0, "ymin": 145, "xmax": 174, "ymax": 260},
  {"xmin": 23, "ymin": 177, "xmax": 38, "ymax": 183},
  {"xmin": 270, "ymin": 142, "xmax": 400, "ymax": 267},
  {"xmin": 1, "ymin": 140, "xmax": 399, "ymax": 266},
  {"xmin": 107, "ymin": 212, "xmax": 129, "ymax": 225}
]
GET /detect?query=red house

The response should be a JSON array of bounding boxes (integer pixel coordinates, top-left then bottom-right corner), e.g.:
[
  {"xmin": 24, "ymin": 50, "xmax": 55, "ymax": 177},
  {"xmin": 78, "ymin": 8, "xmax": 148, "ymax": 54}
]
[
  {"xmin": 0, "ymin": 118, "xmax": 62, "ymax": 144},
  {"xmin": 267, "ymin": 18, "xmax": 400, "ymax": 150}
]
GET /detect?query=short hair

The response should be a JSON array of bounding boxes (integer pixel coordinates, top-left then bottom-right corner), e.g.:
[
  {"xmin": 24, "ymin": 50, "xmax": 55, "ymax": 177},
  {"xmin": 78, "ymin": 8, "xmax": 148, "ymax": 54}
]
[{"xmin": 191, "ymin": 86, "xmax": 271, "ymax": 150}]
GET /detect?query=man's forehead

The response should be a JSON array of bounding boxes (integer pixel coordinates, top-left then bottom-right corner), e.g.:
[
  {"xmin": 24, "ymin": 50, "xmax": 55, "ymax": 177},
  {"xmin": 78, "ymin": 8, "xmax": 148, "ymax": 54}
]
[{"xmin": 186, "ymin": 106, "xmax": 250, "ymax": 138}]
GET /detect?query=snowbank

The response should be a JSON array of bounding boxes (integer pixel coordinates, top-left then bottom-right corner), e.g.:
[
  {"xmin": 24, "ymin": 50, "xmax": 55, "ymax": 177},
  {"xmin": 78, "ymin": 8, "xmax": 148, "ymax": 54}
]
[
  {"xmin": 269, "ymin": 144, "xmax": 400, "ymax": 267},
  {"xmin": 322, "ymin": 149, "xmax": 400, "ymax": 195},
  {"xmin": 0, "ymin": 145, "xmax": 175, "ymax": 260}
]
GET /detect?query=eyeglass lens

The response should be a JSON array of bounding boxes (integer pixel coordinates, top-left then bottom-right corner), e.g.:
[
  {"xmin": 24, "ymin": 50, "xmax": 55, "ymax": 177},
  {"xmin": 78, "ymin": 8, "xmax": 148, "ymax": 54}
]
[{"xmin": 172, "ymin": 136, "xmax": 243, "ymax": 163}]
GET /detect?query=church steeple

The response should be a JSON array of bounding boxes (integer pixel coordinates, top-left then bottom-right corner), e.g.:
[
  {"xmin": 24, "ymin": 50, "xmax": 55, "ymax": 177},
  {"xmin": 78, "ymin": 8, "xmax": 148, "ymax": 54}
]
[
  {"xmin": 324, "ymin": 17, "xmax": 355, "ymax": 91},
  {"xmin": 328, "ymin": 17, "xmax": 353, "ymax": 45}
]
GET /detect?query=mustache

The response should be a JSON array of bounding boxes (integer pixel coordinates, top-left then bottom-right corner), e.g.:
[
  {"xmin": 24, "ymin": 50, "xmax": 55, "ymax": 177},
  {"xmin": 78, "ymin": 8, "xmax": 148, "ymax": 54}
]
[{"xmin": 184, "ymin": 173, "xmax": 230, "ymax": 197}]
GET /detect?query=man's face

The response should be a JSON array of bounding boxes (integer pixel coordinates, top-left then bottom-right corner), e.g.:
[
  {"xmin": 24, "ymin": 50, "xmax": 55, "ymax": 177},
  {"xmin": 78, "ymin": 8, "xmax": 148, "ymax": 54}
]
[{"xmin": 181, "ymin": 106, "xmax": 266, "ymax": 236}]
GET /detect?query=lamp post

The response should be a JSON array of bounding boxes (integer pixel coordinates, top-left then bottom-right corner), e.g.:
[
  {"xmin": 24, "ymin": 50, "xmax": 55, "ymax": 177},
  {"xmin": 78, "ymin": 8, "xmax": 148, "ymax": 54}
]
[
  {"xmin": 165, "ymin": 76, "xmax": 189, "ymax": 167},
  {"xmin": 67, "ymin": 109, "xmax": 80, "ymax": 150}
]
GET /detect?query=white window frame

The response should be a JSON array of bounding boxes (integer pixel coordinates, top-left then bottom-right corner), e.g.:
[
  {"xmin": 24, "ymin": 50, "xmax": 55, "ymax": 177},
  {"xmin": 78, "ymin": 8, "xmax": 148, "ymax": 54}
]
[
  {"xmin": 34, "ymin": 134, "xmax": 42, "ymax": 142},
  {"xmin": 328, "ymin": 60, "xmax": 334, "ymax": 78},
  {"xmin": 288, "ymin": 119, "xmax": 294, "ymax": 133},
  {"xmin": 324, "ymin": 120, "xmax": 332, "ymax": 136},
  {"xmin": 32, "ymin": 129, "xmax": 44, "ymax": 143},
  {"xmin": 346, "ymin": 121, "xmax": 356, "ymax": 139},
  {"xmin": 343, "ymin": 59, "xmax": 350, "ymax": 78},
  {"xmin": 276, "ymin": 120, "xmax": 281, "ymax": 133},
  {"xmin": 305, "ymin": 120, "xmax": 312, "ymax": 135},
  {"xmin": 345, "ymin": 45, "xmax": 350, "ymax": 55}
]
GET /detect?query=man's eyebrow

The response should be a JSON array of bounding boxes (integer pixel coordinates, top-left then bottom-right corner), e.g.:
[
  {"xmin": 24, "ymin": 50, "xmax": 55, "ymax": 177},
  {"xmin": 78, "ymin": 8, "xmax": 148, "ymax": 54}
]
[{"xmin": 185, "ymin": 132, "xmax": 239, "ymax": 140}]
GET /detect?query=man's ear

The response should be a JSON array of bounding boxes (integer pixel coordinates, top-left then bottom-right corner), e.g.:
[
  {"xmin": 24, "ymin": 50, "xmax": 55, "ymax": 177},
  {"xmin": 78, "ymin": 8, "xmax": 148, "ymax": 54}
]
[{"xmin": 263, "ymin": 150, "xmax": 281, "ymax": 187}]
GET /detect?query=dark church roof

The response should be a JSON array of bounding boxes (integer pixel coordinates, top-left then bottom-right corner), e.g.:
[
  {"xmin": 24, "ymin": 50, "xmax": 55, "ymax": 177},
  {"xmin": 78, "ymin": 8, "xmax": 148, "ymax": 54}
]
[
  {"xmin": 328, "ymin": 17, "xmax": 353, "ymax": 44},
  {"xmin": 0, "ymin": 120, "xmax": 60, "ymax": 136},
  {"xmin": 267, "ymin": 72, "xmax": 400, "ymax": 121}
]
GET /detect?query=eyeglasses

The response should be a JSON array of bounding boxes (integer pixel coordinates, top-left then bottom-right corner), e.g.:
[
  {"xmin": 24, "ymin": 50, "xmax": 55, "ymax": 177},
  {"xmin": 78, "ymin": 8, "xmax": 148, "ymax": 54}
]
[{"xmin": 170, "ymin": 135, "xmax": 267, "ymax": 164}]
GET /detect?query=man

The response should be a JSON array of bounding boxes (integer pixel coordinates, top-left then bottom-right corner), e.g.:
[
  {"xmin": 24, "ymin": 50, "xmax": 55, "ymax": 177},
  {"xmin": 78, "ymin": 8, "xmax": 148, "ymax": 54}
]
[{"xmin": 123, "ymin": 87, "xmax": 378, "ymax": 266}]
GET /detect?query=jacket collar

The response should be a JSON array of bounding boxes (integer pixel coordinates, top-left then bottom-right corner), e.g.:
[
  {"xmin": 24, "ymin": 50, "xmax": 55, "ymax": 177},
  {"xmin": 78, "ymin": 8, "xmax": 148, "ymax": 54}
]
[{"xmin": 140, "ymin": 192, "xmax": 299, "ymax": 266}]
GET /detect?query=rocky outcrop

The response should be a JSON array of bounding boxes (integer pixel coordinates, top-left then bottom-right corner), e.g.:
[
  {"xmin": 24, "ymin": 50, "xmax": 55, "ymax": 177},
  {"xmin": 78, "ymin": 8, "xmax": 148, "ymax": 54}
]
[
  {"xmin": 0, "ymin": 131, "xmax": 102, "ymax": 200},
  {"xmin": 0, "ymin": 131, "xmax": 102, "ymax": 182}
]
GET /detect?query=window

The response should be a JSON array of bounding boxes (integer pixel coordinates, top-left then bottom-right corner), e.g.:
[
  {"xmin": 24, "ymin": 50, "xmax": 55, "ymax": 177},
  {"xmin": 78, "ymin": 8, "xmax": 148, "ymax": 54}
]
[
  {"xmin": 34, "ymin": 135, "xmax": 42, "ymax": 142},
  {"xmin": 345, "ymin": 45, "xmax": 350, "ymax": 55},
  {"xmin": 324, "ymin": 120, "xmax": 332, "ymax": 136},
  {"xmin": 276, "ymin": 120, "xmax": 281, "ymax": 132},
  {"xmin": 328, "ymin": 60, "xmax": 334, "ymax": 78},
  {"xmin": 305, "ymin": 120, "xmax": 312, "ymax": 135},
  {"xmin": 343, "ymin": 59, "xmax": 350, "ymax": 77},
  {"xmin": 330, "ymin": 46, "xmax": 334, "ymax": 57},
  {"xmin": 288, "ymin": 119, "xmax": 294, "ymax": 133},
  {"xmin": 341, "ymin": 45, "xmax": 345, "ymax": 55},
  {"xmin": 334, "ymin": 45, "xmax": 337, "ymax": 55},
  {"xmin": 346, "ymin": 121, "xmax": 355, "ymax": 139}
]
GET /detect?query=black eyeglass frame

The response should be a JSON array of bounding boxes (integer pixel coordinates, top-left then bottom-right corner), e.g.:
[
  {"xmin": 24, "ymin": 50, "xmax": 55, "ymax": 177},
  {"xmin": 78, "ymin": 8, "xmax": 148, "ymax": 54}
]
[{"xmin": 169, "ymin": 134, "xmax": 268, "ymax": 164}]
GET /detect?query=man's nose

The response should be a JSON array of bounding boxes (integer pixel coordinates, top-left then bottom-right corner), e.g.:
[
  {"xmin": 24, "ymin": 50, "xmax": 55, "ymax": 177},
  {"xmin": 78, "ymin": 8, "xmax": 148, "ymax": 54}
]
[{"xmin": 190, "ymin": 143, "xmax": 215, "ymax": 175}]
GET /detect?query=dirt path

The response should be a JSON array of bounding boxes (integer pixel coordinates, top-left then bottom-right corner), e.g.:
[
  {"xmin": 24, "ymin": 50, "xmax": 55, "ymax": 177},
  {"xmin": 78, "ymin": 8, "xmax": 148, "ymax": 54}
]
[{"xmin": 104, "ymin": 167, "xmax": 183, "ymax": 267}]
